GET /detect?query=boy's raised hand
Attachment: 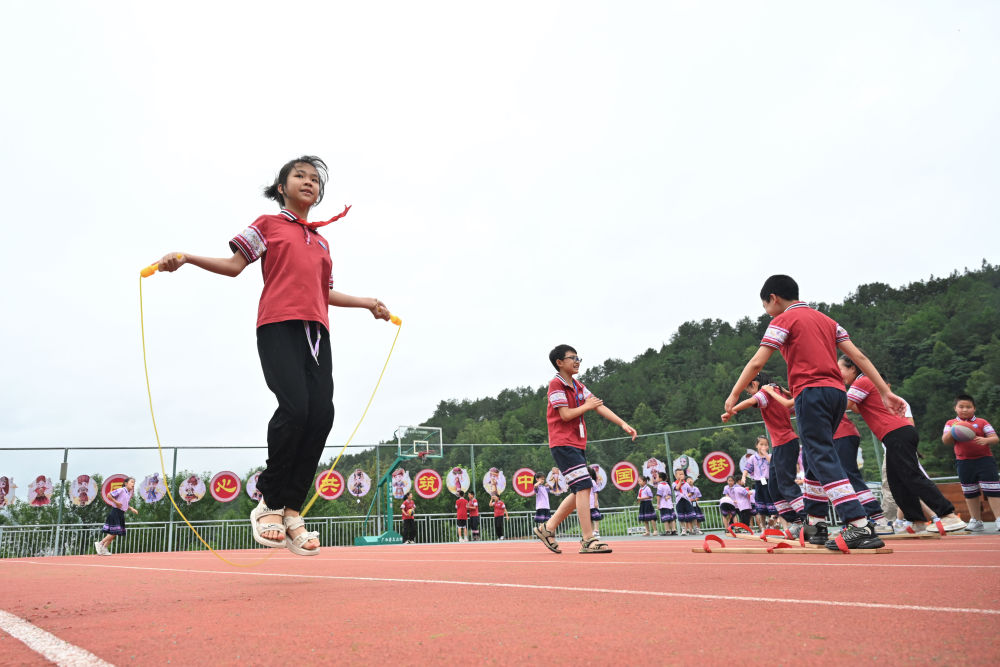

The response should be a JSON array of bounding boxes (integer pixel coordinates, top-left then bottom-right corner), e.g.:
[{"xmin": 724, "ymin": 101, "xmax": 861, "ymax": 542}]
[
  {"xmin": 724, "ymin": 393, "xmax": 739, "ymax": 414},
  {"xmin": 720, "ymin": 410, "xmax": 735, "ymax": 423},
  {"xmin": 584, "ymin": 396, "xmax": 604, "ymax": 411},
  {"xmin": 621, "ymin": 422, "xmax": 638, "ymax": 441}
]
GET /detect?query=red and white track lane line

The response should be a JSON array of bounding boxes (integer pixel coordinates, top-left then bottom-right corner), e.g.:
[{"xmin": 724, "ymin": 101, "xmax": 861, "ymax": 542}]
[
  {"xmin": 131, "ymin": 553, "xmax": 1000, "ymax": 569},
  {"xmin": 0, "ymin": 609, "xmax": 114, "ymax": 667},
  {"xmin": 16, "ymin": 560, "xmax": 1000, "ymax": 617}
]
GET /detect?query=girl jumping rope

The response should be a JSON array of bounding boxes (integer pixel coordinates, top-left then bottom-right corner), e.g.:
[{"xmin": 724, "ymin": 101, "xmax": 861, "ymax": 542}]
[{"xmin": 151, "ymin": 156, "xmax": 391, "ymax": 556}]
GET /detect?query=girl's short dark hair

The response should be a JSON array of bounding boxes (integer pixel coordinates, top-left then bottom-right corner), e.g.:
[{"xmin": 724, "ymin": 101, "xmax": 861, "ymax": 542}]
[
  {"xmin": 263, "ymin": 156, "xmax": 328, "ymax": 207},
  {"xmin": 658, "ymin": 471, "xmax": 668, "ymax": 482}
]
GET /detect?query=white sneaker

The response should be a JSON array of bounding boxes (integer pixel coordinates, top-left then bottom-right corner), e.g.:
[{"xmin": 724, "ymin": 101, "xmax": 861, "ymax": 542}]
[
  {"xmin": 94, "ymin": 541, "xmax": 102, "ymax": 555},
  {"xmin": 967, "ymin": 519, "xmax": 985, "ymax": 532},
  {"xmin": 995, "ymin": 518, "xmax": 1000, "ymax": 533}
]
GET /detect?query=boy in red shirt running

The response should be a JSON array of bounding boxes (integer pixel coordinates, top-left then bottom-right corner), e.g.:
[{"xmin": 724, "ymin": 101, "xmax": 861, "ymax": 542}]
[
  {"xmin": 534, "ymin": 344, "xmax": 637, "ymax": 554},
  {"xmin": 725, "ymin": 275, "xmax": 904, "ymax": 551}
]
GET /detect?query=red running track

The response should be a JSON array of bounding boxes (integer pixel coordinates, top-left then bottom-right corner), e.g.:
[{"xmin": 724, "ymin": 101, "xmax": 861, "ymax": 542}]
[{"xmin": 2, "ymin": 534, "xmax": 999, "ymax": 665}]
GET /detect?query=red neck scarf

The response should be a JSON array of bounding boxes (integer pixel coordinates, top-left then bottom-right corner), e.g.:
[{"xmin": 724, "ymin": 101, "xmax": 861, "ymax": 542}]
[{"xmin": 288, "ymin": 204, "xmax": 352, "ymax": 230}]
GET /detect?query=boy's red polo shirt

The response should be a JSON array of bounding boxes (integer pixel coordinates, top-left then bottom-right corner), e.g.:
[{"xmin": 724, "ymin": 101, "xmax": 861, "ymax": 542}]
[
  {"xmin": 547, "ymin": 374, "xmax": 592, "ymax": 449},
  {"xmin": 761, "ymin": 302, "xmax": 849, "ymax": 397}
]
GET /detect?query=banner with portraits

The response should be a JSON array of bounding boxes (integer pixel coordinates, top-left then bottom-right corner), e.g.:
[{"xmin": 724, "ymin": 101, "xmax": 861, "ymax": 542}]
[
  {"xmin": 446, "ymin": 467, "xmax": 470, "ymax": 496},
  {"xmin": 180, "ymin": 475, "xmax": 207, "ymax": 504},
  {"xmin": 27, "ymin": 475, "xmax": 54, "ymax": 507},
  {"xmin": 0, "ymin": 476, "xmax": 16, "ymax": 508},
  {"xmin": 69, "ymin": 474, "xmax": 97, "ymax": 507},
  {"xmin": 482, "ymin": 468, "xmax": 506, "ymax": 496},
  {"xmin": 139, "ymin": 473, "xmax": 167, "ymax": 503}
]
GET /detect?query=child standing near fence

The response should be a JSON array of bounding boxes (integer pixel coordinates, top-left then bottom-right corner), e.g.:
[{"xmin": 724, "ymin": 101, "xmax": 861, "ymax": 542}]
[
  {"xmin": 401, "ymin": 492, "xmax": 417, "ymax": 544},
  {"xmin": 687, "ymin": 477, "xmax": 704, "ymax": 534},
  {"xmin": 466, "ymin": 491, "xmax": 481, "ymax": 541},
  {"xmin": 656, "ymin": 471, "xmax": 676, "ymax": 535},
  {"xmin": 455, "ymin": 492, "xmax": 469, "ymax": 543},
  {"xmin": 490, "ymin": 495, "xmax": 507, "ymax": 540},
  {"xmin": 636, "ymin": 475, "xmax": 656, "ymax": 536},
  {"xmin": 942, "ymin": 394, "xmax": 1000, "ymax": 532},
  {"xmin": 673, "ymin": 469, "xmax": 696, "ymax": 535},
  {"xmin": 95, "ymin": 477, "xmax": 138, "ymax": 556},
  {"xmin": 534, "ymin": 473, "xmax": 553, "ymax": 527}
]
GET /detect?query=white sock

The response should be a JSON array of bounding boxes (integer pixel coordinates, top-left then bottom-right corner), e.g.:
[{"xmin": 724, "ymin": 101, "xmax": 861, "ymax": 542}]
[{"xmin": 849, "ymin": 518, "xmax": 869, "ymax": 528}]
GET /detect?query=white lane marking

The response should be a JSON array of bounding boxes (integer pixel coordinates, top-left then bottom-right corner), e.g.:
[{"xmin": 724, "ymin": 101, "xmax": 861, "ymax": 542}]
[
  {"xmin": 127, "ymin": 555, "xmax": 1000, "ymax": 569},
  {"xmin": 0, "ymin": 609, "xmax": 114, "ymax": 667},
  {"xmin": 17, "ymin": 561, "xmax": 1000, "ymax": 616}
]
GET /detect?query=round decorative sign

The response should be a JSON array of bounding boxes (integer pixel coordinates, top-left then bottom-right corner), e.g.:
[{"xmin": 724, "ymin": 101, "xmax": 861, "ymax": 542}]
[
  {"xmin": 590, "ymin": 464, "xmax": 608, "ymax": 492},
  {"xmin": 482, "ymin": 468, "xmax": 506, "ymax": 496},
  {"xmin": 180, "ymin": 475, "xmax": 207, "ymax": 504},
  {"xmin": 702, "ymin": 451, "xmax": 735, "ymax": 483},
  {"xmin": 139, "ymin": 473, "xmax": 167, "ymax": 503},
  {"xmin": 69, "ymin": 474, "xmax": 97, "ymax": 507},
  {"xmin": 414, "ymin": 469, "xmax": 443, "ymax": 499},
  {"xmin": 610, "ymin": 462, "xmax": 639, "ymax": 491},
  {"xmin": 672, "ymin": 455, "xmax": 699, "ymax": 481},
  {"xmin": 245, "ymin": 472, "xmax": 262, "ymax": 501},
  {"xmin": 209, "ymin": 471, "xmax": 241, "ymax": 502},
  {"xmin": 347, "ymin": 470, "xmax": 371, "ymax": 498},
  {"xmin": 512, "ymin": 468, "xmax": 536, "ymax": 497},
  {"xmin": 446, "ymin": 467, "xmax": 470, "ymax": 496},
  {"xmin": 315, "ymin": 470, "xmax": 345, "ymax": 500},
  {"xmin": 102, "ymin": 474, "xmax": 129, "ymax": 506}
]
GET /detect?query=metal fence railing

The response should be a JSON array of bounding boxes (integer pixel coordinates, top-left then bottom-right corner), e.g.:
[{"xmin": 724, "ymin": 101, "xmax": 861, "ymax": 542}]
[{"xmin": 1, "ymin": 489, "xmax": 897, "ymax": 559}]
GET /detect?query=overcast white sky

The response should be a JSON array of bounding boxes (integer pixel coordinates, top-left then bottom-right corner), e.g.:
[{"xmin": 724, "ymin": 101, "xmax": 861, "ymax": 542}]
[{"xmin": 1, "ymin": 2, "xmax": 998, "ymax": 495}]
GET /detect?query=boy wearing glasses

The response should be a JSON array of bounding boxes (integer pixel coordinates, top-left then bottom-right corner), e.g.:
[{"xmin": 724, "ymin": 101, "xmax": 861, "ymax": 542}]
[{"xmin": 534, "ymin": 344, "xmax": 637, "ymax": 554}]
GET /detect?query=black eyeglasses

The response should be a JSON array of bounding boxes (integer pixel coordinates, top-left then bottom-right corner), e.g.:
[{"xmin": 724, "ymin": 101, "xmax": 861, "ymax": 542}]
[{"xmin": 563, "ymin": 355, "xmax": 582, "ymax": 363}]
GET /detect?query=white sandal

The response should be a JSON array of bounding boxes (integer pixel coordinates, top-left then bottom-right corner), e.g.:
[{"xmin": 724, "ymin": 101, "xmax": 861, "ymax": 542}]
[
  {"xmin": 283, "ymin": 515, "xmax": 320, "ymax": 556},
  {"xmin": 250, "ymin": 499, "xmax": 286, "ymax": 548}
]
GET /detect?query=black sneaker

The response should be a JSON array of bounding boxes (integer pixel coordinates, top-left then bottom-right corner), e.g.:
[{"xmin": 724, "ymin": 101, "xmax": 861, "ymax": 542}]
[
  {"xmin": 803, "ymin": 521, "xmax": 829, "ymax": 545},
  {"xmin": 825, "ymin": 521, "xmax": 885, "ymax": 551}
]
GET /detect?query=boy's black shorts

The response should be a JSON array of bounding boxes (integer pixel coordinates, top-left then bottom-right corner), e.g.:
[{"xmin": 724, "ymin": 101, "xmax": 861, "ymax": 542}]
[{"xmin": 550, "ymin": 445, "xmax": 593, "ymax": 492}]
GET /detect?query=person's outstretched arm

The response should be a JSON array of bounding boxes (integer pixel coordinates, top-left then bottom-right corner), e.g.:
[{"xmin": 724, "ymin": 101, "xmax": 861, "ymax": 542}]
[
  {"xmin": 328, "ymin": 291, "xmax": 391, "ymax": 320},
  {"xmin": 595, "ymin": 405, "xmax": 637, "ymax": 440},
  {"xmin": 155, "ymin": 251, "xmax": 249, "ymax": 277}
]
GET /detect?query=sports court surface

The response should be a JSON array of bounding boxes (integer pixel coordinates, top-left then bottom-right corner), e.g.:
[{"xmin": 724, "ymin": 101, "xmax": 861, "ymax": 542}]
[{"xmin": 2, "ymin": 533, "xmax": 998, "ymax": 665}]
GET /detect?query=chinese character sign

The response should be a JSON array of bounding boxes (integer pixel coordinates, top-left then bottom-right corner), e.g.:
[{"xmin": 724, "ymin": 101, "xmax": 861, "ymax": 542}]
[
  {"xmin": 611, "ymin": 462, "xmax": 639, "ymax": 491},
  {"xmin": 702, "ymin": 451, "xmax": 735, "ymax": 483},
  {"xmin": 209, "ymin": 471, "xmax": 241, "ymax": 502},
  {"xmin": 414, "ymin": 469, "xmax": 442, "ymax": 499},
  {"xmin": 512, "ymin": 468, "xmax": 535, "ymax": 497},
  {"xmin": 102, "ymin": 474, "xmax": 129, "ymax": 506},
  {"xmin": 315, "ymin": 470, "xmax": 345, "ymax": 500}
]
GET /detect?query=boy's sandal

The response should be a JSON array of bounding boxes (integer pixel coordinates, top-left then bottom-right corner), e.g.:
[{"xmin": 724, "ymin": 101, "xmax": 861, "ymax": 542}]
[
  {"xmin": 579, "ymin": 536, "xmax": 613, "ymax": 554},
  {"xmin": 533, "ymin": 525, "xmax": 561, "ymax": 554},
  {"xmin": 283, "ymin": 515, "xmax": 320, "ymax": 556},
  {"xmin": 250, "ymin": 499, "xmax": 286, "ymax": 548}
]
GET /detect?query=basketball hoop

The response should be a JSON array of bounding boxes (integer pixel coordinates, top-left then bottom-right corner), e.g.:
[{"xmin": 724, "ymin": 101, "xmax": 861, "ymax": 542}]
[{"xmin": 416, "ymin": 451, "xmax": 428, "ymax": 460}]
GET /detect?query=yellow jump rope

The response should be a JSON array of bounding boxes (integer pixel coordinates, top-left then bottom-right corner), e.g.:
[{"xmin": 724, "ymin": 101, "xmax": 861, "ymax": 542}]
[{"xmin": 140, "ymin": 257, "xmax": 401, "ymax": 566}]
